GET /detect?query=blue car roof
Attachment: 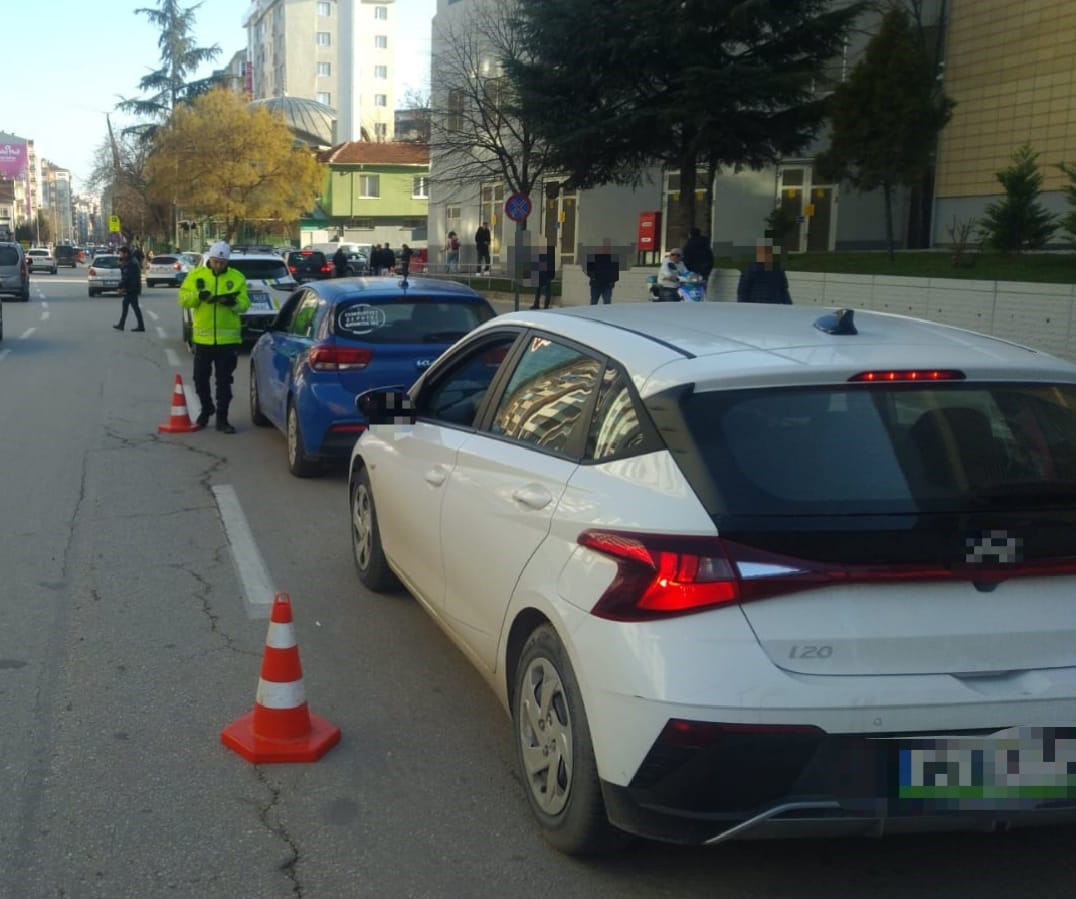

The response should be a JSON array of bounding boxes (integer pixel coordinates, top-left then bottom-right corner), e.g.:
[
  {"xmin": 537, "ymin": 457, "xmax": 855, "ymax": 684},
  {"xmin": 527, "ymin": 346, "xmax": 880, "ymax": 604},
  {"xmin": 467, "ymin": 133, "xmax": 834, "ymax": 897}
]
[{"xmin": 309, "ymin": 275, "xmax": 488, "ymax": 303}]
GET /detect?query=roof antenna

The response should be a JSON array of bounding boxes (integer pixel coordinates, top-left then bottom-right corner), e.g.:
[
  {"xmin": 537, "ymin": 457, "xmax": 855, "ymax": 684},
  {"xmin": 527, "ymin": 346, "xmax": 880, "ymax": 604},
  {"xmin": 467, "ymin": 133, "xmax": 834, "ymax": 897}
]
[{"xmin": 814, "ymin": 308, "xmax": 857, "ymax": 335}]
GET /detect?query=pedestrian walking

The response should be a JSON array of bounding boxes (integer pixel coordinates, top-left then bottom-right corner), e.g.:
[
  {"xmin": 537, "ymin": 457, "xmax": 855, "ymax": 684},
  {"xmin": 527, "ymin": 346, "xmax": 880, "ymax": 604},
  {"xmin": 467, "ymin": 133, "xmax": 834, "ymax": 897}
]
[
  {"xmin": 382, "ymin": 242, "xmax": 396, "ymax": 275},
  {"xmin": 474, "ymin": 222, "xmax": 491, "ymax": 273},
  {"xmin": 683, "ymin": 226, "xmax": 714, "ymax": 296},
  {"xmin": 112, "ymin": 245, "xmax": 146, "ymax": 331},
  {"xmin": 530, "ymin": 245, "xmax": 556, "ymax": 309},
  {"xmin": 737, "ymin": 237, "xmax": 792, "ymax": 304},
  {"xmin": 332, "ymin": 245, "xmax": 349, "ymax": 277},
  {"xmin": 400, "ymin": 243, "xmax": 413, "ymax": 278},
  {"xmin": 586, "ymin": 242, "xmax": 619, "ymax": 305},
  {"xmin": 177, "ymin": 241, "xmax": 251, "ymax": 433}
]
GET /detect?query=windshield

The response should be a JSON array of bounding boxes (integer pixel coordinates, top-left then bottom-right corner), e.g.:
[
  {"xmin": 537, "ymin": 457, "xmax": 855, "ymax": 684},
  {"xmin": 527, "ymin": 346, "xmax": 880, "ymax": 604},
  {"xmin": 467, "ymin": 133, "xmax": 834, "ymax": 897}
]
[{"xmin": 684, "ymin": 383, "xmax": 1076, "ymax": 516}]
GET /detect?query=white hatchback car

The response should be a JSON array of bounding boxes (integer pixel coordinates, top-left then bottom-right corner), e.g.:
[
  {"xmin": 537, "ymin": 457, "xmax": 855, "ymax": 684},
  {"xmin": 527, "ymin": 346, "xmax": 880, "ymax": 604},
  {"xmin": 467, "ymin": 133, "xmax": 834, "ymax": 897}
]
[{"xmin": 348, "ymin": 302, "xmax": 1076, "ymax": 854}]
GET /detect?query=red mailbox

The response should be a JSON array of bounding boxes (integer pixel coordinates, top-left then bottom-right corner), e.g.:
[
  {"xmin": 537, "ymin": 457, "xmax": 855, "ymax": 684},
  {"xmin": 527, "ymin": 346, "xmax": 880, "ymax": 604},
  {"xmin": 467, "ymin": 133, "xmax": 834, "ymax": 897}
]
[{"xmin": 637, "ymin": 211, "xmax": 661, "ymax": 250}]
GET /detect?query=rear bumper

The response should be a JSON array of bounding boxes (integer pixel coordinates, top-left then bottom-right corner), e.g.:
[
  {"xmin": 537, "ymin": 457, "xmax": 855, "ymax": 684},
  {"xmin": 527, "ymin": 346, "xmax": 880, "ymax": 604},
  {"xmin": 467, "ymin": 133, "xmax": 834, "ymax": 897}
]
[{"xmin": 601, "ymin": 726, "xmax": 1076, "ymax": 845}]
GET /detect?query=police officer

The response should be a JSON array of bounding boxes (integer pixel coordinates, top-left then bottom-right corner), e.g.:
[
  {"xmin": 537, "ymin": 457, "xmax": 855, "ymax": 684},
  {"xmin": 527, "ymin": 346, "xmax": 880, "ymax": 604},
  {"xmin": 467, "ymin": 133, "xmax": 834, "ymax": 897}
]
[{"xmin": 177, "ymin": 241, "xmax": 251, "ymax": 433}]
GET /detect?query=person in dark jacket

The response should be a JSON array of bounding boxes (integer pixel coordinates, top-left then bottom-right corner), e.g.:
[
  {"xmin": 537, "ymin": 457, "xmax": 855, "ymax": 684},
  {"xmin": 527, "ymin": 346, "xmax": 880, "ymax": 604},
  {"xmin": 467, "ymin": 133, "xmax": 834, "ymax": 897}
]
[
  {"xmin": 474, "ymin": 222, "xmax": 491, "ymax": 273},
  {"xmin": 737, "ymin": 238, "xmax": 792, "ymax": 304},
  {"xmin": 586, "ymin": 242, "xmax": 619, "ymax": 304},
  {"xmin": 332, "ymin": 245, "xmax": 349, "ymax": 277},
  {"xmin": 382, "ymin": 242, "xmax": 396, "ymax": 275},
  {"xmin": 530, "ymin": 245, "xmax": 556, "ymax": 309},
  {"xmin": 399, "ymin": 243, "xmax": 413, "ymax": 278},
  {"xmin": 683, "ymin": 227, "xmax": 714, "ymax": 281},
  {"xmin": 113, "ymin": 245, "xmax": 146, "ymax": 331}
]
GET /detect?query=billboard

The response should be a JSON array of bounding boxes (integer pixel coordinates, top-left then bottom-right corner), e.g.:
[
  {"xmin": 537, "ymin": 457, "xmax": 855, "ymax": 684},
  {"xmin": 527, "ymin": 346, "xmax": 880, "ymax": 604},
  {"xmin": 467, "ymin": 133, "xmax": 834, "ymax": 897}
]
[{"xmin": 0, "ymin": 141, "xmax": 27, "ymax": 179}]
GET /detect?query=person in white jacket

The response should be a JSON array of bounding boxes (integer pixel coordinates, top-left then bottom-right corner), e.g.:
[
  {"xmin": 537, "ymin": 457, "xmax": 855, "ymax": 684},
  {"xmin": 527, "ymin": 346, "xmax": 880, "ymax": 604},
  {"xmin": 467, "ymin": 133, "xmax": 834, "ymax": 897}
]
[{"xmin": 656, "ymin": 248, "xmax": 687, "ymax": 302}]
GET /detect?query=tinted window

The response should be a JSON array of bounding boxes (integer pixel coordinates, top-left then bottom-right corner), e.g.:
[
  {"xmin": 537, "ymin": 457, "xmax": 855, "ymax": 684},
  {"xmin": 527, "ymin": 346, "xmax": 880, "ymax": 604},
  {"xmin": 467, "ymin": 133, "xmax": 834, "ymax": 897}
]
[
  {"xmin": 685, "ymin": 383, "xmax": 1076, "ymax": 516},
  {"xmin": 333, "ymin": 298, "xmax": 492, "ymax": 344},
  {"xmin": 288, "ymin": 251, "xmax": 327, "ymax": 267},
  {"xmin": 422, "ymin": 335, "xmax": 517, "ymax": 427},
  {"xmin": 92, "ymin": 257, "xmax": 120, "ymax": 269},
  {"xmin": 152, "ymin": 255, "xmax": 178, "ymax": 265},
  {"xmin": 490, "ymin": 336, "xmax": 601, "ymax": 455},
  {"xmin": 0, "ymin": 247, "xmax": 19, "ymax": 265},
  {"xmin": 231, "ymin": 259, "xmax": 290, "ymax": 280}
]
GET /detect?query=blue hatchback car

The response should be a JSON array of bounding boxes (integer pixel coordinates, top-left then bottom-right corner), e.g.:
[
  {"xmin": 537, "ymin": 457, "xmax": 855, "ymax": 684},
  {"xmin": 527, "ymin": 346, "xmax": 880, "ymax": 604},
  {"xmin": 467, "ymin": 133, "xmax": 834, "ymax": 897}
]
[{"xmin": 250, "ymin": 275, "xmax": 496, "ymax": 476}]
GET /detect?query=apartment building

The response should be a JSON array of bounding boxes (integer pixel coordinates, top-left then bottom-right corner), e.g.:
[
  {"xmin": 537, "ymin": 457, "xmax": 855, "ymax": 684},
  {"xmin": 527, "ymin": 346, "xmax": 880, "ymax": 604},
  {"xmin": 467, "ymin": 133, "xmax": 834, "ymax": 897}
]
[{"xmin": 244, "ymin": 0, "xmax": 397, "ymax": 143}]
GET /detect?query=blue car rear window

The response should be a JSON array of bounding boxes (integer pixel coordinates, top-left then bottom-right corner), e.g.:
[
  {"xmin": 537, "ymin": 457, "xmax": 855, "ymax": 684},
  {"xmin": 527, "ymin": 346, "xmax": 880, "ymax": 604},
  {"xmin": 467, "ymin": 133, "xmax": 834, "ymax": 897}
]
[{"xmin": 334, "ymin": 299, "xmax": 492, "ymax": 344}]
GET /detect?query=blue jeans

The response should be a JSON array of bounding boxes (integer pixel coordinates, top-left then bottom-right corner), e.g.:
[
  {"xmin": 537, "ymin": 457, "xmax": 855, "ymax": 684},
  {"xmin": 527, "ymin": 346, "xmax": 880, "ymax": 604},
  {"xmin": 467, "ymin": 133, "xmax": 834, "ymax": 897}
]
[{"xmin": 589, "ymin": 283, "xmax": 612, "ymax": 305}]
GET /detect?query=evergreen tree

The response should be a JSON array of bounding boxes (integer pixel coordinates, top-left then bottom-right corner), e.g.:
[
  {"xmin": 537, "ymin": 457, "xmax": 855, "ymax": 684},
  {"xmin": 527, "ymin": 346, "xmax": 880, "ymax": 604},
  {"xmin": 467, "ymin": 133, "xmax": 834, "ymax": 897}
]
[
  {"xmin": 116, "ymin": 0, "xmax": 223, "ymax": 126},
  {"xmin": 815, "ymin": 6, "xmax": 954, "ymax": 259},
  {"xmin": 1056, "ymin": 161, "xmax": 1076, "ymax": 249},
  {"xmin": 507, "ymin": 0, "xmax": 865, "ymax": 246},
  {"xmin": 979, "ymin": 145, "xmax": 1058, "ymax": 253}
]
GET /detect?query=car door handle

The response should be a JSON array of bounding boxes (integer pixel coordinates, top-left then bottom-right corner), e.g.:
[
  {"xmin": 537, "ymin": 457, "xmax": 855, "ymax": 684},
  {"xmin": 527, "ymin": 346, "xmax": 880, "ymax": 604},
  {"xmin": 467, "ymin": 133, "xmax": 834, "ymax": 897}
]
[
  {"xmin": 424, "ymin": 465, "xmax": 450, "ymax": 487},
  {"xmin": 512, "ymin": 485, "xmax": 553, "ymax": 510}
]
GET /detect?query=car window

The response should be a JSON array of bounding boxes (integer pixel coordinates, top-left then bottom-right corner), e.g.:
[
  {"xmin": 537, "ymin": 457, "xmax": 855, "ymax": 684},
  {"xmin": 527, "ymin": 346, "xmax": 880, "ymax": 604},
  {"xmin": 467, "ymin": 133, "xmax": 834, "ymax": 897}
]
[
  {"xmin": 290, "ymin": 292, "xmax": 320, "ymax": 337},
  {"xmin": 92, "ymin": 257, "xmax": 120, "ymax": 269},
  {"xmin": 586, "ymin": 365, "xmax": 659, "ymax": 462},
  {"xmin": 153, "ymin": 255, "xmax": 178, "ymax": 265},
  {"xmin": 0, "ymin": 247, "xmax": 20, "ymax": 264},
  {"xmin": 421, "ymin": 334, "xmax": 519, "ymax": 428},
  {"xmin": 489, "ymin": 335, "xmax": 602, "ymax": 456},
  {"xmin": 685, "ymin": 383, "xmax": 1076, "ymax": 517},
  {"xmin": 333, "ymin": 298, "xmax": 492, "ymax": 344},
  {"xmin": 232, "ymin": 258, "xmax": 290, "ymax": 280}
]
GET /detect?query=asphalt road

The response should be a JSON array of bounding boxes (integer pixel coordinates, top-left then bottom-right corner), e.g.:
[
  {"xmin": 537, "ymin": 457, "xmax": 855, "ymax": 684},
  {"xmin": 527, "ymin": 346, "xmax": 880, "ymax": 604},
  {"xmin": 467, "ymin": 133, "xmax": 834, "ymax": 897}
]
[{"xmin": 0, "ymin": 272, "xmax": 1073, "ymax": 898}]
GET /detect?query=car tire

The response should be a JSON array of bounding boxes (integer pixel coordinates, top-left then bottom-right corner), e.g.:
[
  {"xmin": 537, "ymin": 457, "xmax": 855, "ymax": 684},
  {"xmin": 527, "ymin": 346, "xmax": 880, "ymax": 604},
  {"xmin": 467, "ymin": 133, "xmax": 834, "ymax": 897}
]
[
  {"xmin": 513, "ymin": 624, "xmax": 626, "ymax": 856},
  {"xmin": 350, "ymin": 467, "xmax": 401, "ymax": 592},
  {"xmin": 286, "ymin": 399, "xmax": 321, "ymax": 478},
  {"xmin": 249, "ymin": 361, "xmax": 271, "ymax": 427}
]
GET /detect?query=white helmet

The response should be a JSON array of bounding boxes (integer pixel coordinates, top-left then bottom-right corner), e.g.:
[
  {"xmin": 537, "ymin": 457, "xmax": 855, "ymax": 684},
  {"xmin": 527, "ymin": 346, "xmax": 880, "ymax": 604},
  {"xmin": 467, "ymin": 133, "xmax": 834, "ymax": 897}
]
[{"xmin": 208, "ymin": 241, "xmax": 231, "ymax": 261}]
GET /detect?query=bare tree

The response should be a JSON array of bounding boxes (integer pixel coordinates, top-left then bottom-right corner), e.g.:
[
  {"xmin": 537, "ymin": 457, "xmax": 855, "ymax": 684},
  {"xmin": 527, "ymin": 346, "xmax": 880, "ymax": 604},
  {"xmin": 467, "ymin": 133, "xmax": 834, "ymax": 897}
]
[{"xmin": 428, "ymin": 1, "xmax": 555, "ymax": 205}]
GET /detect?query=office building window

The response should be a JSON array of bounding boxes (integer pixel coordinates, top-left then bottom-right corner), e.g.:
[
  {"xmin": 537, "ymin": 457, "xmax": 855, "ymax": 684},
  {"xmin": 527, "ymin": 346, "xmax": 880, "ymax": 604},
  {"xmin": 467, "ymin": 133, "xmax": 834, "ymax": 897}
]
[
  {"xmin": 374, "ymin": 6, "xmax": 387, "ymax": 19},
  {"xmin": 359, "ymin": 175, "xmax": 380, "ymax": 198},
  {"xmin": 317, "ymin": 62, "xmax": 331, "ymax": 77},
  {"xmin": 375, "ymin": 35, "xmax": 387, "ymax": 49},
  {"xmin": 413, "ymin": 176, "xmax": 429, "ymax": 199},
  {"xmin": 375, "ymin": 94, "xmax": 387, "ymax": 107},
  {"xmin": 374, "ymin": 122, "xmax": 387, "ymax": 140},
  {"xmin": 374, "ymin": 65, "xmax": 387, "ymax": 79},
  {"xmin": 316, "ymin": 92, "xmax": 331, "ymax": 106},
  {"xmin": 316, "ymin": 32, "xmax": 331, "ymax": 47},
  {"xmin": 317, "ymin": 1, "xmax": 331, "ymax": 14}
]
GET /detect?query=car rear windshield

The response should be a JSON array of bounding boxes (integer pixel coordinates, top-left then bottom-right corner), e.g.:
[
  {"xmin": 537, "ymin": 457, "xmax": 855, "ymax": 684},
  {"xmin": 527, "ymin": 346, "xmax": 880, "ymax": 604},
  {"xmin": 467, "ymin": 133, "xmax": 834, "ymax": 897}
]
[
  {"xmin": 288, "ymin": 252, "xmax": 327, "ymax": 267},
  {"xmin": 333, "ymin": 298, "xmax": 494, "ymax": 344},
  {"xmin": 92, "ymin": 257, "xmax": 120, "ymax": 269},
  {"xmin": 682, "ymin": 383, "xmax": 1076, "ymax": 516},
  {"xmin": 153, "ymin": 256, "xmax": 178, "ymax": 265},
  {"xmin": 0, "ymin": 247, "xmax": 19, "ymax": 264},
  {"xmin": 230, "ymin": 259, "xmax": 289, "ymax": 280}
]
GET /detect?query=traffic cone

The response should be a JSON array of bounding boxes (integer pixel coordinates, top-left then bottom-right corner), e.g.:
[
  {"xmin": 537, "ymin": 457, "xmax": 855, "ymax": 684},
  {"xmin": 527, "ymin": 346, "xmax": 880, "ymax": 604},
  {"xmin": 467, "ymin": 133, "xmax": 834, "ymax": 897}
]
[
  {"xmin": 157, "ymin": 374, "xmax": 201, "ymax": 433},
  {"xmin": 221, "ymin": 592, "xmax": 341, "ymax": 763}
]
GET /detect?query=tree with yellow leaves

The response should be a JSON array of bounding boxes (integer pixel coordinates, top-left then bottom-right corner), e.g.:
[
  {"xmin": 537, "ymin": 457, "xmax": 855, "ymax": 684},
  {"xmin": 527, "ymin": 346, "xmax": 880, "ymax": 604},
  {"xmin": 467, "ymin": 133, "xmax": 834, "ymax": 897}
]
[{"xmin": 147, "ymin": 88, "xmax": 325, "ymax": 241}]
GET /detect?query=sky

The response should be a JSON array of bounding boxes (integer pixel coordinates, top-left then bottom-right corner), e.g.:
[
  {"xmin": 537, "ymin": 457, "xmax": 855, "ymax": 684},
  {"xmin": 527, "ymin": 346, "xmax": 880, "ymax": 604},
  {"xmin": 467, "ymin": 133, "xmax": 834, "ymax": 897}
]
[{"xmin": 2, "ymin": 0, "xmax": 435, "ymax": 193}]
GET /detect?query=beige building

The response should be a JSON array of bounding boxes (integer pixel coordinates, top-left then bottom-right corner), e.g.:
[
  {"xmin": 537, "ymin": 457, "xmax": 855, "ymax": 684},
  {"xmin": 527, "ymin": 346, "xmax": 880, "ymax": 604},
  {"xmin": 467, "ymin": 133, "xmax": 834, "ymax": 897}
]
[
  {"xmin": 244, "ymin": 0, "xmax": 397, "ymax": 143},
  {"xmin": 932, "ymin": 0, "xmax": 1076, "ymax": 240}
]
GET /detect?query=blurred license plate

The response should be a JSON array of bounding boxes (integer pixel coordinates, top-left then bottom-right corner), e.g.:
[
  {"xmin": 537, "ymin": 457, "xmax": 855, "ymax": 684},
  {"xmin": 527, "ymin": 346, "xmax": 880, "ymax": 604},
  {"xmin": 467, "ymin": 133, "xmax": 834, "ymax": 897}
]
[
  {"xmin": 897, "ymin": 727, "xmax": 1076, "ymax": 803},
  {"xmin": 249, "ymin": 291, "xmax": 272, "ymax": 309}
]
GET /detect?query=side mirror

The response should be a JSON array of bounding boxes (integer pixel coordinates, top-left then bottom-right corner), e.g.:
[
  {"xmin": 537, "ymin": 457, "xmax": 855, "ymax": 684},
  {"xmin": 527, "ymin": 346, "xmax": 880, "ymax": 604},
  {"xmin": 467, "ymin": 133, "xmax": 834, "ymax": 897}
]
[{"xmin": 356, "ymin": 387, "xmax": 416, "ymax": 425}]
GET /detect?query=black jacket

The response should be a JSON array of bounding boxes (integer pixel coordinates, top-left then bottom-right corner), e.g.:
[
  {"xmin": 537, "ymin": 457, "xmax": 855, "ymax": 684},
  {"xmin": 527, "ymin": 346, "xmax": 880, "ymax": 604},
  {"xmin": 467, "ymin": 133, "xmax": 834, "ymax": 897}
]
[
  {"xmin": 737, "ymin": 262, "xmax": 792, "ymax": 304},
  {"xmin": 683, "ymin": 234, "xmax": 714, "ymax": 278},
  {"xmin": 118, "ymin": 258, "xmax": 142, "ymax": 295}
]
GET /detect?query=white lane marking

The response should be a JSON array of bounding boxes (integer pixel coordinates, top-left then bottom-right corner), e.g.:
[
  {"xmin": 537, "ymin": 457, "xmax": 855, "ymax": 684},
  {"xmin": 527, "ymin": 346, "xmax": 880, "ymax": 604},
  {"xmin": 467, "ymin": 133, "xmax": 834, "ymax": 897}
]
[
  {"xmin": 155, "ymin": 326, "xmax": 167, "ymax": 338},
  {"xmin": 41, "ymin": 302, "xmax": 48, "ymax": 310},
  {"xmin": 211, "ymin": 485, "xmax": 276, "ymax": 619},
  {"xmin": 147, "ymin": 310, "xmax": 160, "ymax": 321},
  {"xmin": 20, "ymin": 329, "xmax": 35, "ymax": 339},
  {"xmin": 41, "ymin": 310, "xmax": 50, "ymax": 320},
  {"xmin": 165, "ymin": 348, "xmax": 181, "ymax": 368}
]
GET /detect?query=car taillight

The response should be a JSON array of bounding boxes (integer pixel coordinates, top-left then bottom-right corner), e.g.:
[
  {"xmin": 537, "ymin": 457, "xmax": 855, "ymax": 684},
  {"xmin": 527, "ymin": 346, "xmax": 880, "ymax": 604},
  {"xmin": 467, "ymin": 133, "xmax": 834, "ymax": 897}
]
[
  {"xmin": 173, "ymin": 262, "xmax": 181, "ymax": 270},
  {"xmin": 580, "ymin": 529, "xmax": 1076, "ymax": 621},
  {"xmin": 288, "ymin": 265, "xmax": 298, "ymax": 274},
  {"xmin": 308, "ymin": 346, "xmax": 373, "ymax": 371},
  {"xmin": 320, "ymin": 264, "xmax": 333, "ymax": 274},
  {"xmin": 849, "ymin": 369, "xmax": 965, "ymax": 382},
  {"xmin": 88, "ymin": 267, "xmax": 97, "ymax": 276}
]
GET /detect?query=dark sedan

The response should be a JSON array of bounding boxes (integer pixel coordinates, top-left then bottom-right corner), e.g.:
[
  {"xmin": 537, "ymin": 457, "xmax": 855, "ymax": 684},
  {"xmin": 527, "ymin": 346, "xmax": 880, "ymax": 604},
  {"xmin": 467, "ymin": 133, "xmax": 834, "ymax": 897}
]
[{"xmin": 285, "ymin": 249, "xmax": 334, "ymax": 283}]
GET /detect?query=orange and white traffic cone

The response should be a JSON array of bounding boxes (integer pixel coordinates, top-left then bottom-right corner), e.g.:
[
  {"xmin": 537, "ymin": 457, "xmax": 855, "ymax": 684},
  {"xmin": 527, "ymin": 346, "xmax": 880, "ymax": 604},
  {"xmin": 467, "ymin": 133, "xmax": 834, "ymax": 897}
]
[
  {"xmin": 157, "ymin": 373, "xmax": 201, "ymax": 433},
  {"xmin": 221, "ymin": 592, "xmax": 341, "ymax": 763}
]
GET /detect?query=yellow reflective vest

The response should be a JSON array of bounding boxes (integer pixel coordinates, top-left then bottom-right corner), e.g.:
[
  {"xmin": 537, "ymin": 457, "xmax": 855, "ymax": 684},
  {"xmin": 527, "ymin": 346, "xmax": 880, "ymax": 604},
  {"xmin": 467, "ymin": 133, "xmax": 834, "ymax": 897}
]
[{"xmin": 177, "ymin": 264, "xmax": 252, "ymax": 345}]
